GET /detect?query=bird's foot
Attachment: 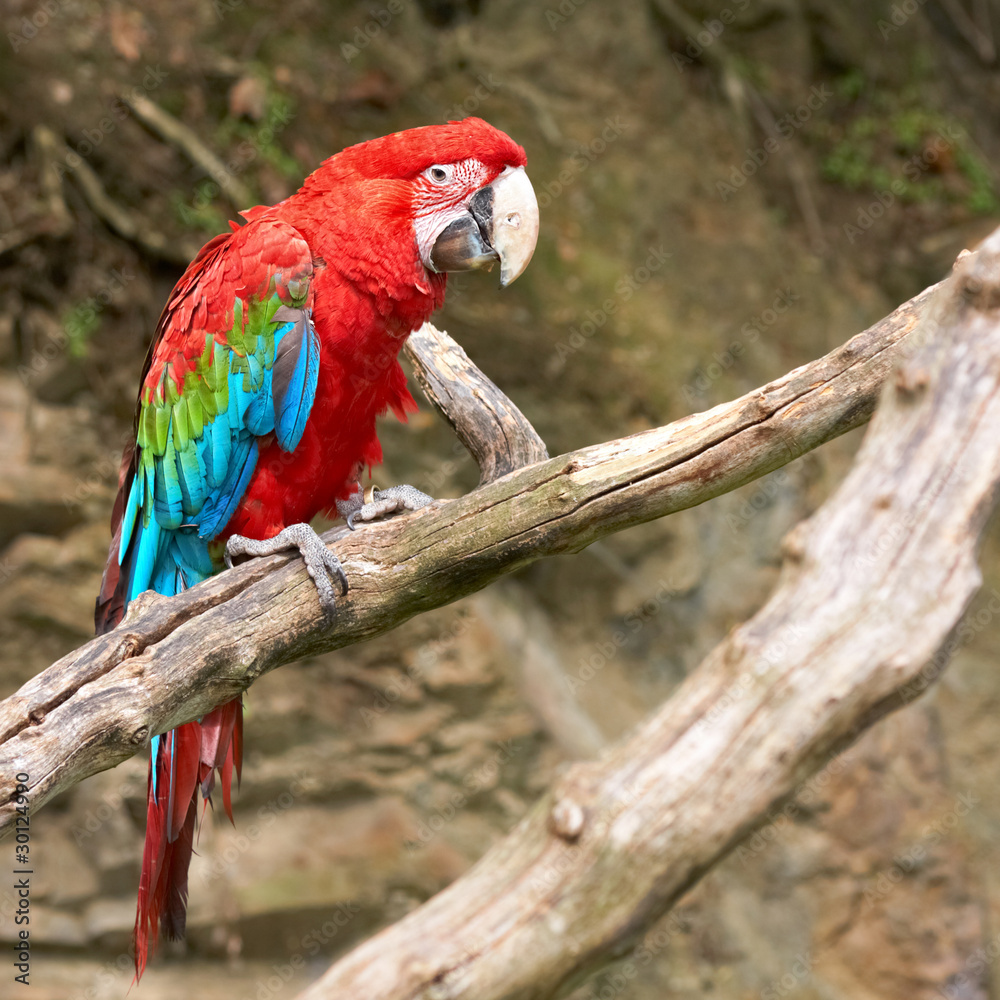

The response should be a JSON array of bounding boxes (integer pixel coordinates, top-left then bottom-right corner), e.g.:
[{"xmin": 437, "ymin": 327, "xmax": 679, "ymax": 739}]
[
  {"xmin": 224, "ymin": 523, "xmax": 347, "ymax": 618},
  {"xmin": 336, "ymin": 484, "xmax": 434, "ymax": 531}
]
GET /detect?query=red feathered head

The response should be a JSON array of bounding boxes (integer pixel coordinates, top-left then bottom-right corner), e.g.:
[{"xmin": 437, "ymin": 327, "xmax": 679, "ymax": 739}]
[
  {"xmin": 331, "ymin": 117, "xmax": 527, "ymax": 180},
  {"xmin": 293, "ymin": 118, "xmax": 538, "ymax": 289}
]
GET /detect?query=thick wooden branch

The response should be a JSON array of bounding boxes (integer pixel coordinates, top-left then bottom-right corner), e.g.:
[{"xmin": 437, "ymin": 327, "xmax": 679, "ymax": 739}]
[
  {"xmin": 0, "ymin": 273, "xmax": 945, "ymax": 836},
  {"xmin": 289, "ymin": 238, "xmax": 1000, "ymax": 997},
  {"xmin": 404, "ymin": 322, "xmax": 549, "ymax": 483}
]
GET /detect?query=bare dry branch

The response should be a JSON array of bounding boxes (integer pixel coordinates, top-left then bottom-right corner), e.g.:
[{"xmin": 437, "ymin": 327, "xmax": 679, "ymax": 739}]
[
  {"xmin": 0, "ymin": 269, "xmax": 946, "ymax": 836},
  {"xmin": 31, "ymin": 125, "xmax": 193, "ymax": 265},
  {"xmin": 405, "ymin": 322, "xmax": 549, "ymax": 484},
  {"xmin": 123, "ymin": 91, "xmax": 255, "ymax": 210},
  {"xmin": 288, "ymin": 235, "xmax": 1000, "ymax": 999}
]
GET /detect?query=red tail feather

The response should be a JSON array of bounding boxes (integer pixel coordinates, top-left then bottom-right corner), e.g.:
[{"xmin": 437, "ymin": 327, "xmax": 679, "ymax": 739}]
[
  {"xmin": 133, "ymin": 698, "xmax": 243, "ymax": 980},
  {"xmin": 160, "ymin": 798, "xmax": 196, "ymax": 941}
]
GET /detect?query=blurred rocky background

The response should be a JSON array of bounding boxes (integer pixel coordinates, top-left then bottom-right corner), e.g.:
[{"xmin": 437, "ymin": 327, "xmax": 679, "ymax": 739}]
[{"xmin": 1, "ymin": 0, "xmax": 1000, "ymax": 997}]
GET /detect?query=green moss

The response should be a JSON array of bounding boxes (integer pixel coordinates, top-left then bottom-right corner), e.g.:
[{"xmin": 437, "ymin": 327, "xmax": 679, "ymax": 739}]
[
  {"xmin": 170, "ymin": 188, "xmax": 228, "ymax": 234},
  {"xmin": 62, "ymin": 302, "xmax": 101, "ymax": 358},
  {"xmin": 819, "ymin": 84, "xmax": 999, "ymax": 214},
  {"xmin": 169, "ymin": 80, "xmax": 301, "ymax": 234},
  {"xmin": 212, "ymin": 82, "xmax": 301, "ymax": 181},
  {"xmin": 834, "ymin": 69, "xmax": 866, "ymax": 102}
]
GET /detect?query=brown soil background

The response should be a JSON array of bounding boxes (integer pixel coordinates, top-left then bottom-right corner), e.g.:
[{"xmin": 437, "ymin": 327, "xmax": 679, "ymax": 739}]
[{"xmin": 2, "ymin": 1, "xmax": 1000, "ymax": 997}]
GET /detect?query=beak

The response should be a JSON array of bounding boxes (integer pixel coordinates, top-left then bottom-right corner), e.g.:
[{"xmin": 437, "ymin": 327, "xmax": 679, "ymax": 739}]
[{"xmin": 429, "ymin": 165, "xmax": 539, "ymax": 287}]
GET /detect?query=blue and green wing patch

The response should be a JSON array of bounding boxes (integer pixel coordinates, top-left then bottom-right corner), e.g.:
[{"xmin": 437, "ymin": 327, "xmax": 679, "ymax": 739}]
[{"xmin": 118, "ymin": 277, "xmax": 320, "ymax": 604}]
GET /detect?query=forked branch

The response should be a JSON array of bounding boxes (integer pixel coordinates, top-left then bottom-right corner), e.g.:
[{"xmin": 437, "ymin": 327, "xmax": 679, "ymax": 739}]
[
  {"xmin": 4, "ymin": 228, "xmax": 998, "ymax": 999},
  {"xmin": 292, "ymin": 241, "xmax": 1000, "ymax": 997},
  {"xmin": 0, "ymin": 257, "xmax": 954, "ymax": 836}
]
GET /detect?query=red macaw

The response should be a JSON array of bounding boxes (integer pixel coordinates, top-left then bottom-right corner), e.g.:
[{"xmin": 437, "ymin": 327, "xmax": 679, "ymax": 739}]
[{"xmin": 93, "ymin": 118, "xmax": 539, "ymax": 979}]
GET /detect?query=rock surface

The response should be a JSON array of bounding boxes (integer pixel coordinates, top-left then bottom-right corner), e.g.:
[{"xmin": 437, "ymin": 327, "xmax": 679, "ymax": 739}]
[{"xmin": 1, "ymin": 1, "xmax": 999, "ymax": 998}]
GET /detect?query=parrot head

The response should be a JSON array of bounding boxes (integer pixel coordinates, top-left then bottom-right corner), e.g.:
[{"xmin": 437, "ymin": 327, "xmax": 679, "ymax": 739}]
[
  {"xmin": 420, "ymin": 160, "xmax": 538, "ymax": 288},
  {"xmin": 298, "ymin": 118, "xmax": 539, "ymax": 290}
]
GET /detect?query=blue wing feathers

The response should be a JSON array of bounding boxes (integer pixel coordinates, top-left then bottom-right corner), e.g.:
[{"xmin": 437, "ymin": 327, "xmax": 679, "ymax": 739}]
[
  {"xmin": 119, "ymin": 471, "xmax": 142, "ymax": 562},
  {"xmin": 154, "ymin": 432, "xmax": 184, "ymax": 530},
  {"xmin": 194, "ymin": 436, "xmax": 259, "ymax": 540},
  {"xmin": 128, "ymin": 513, "xmax": 164, "ymax": 604},
  {"xmin": 118, "ymin": 290, "xmax": 319, "ymax": 608},
  {"xmin": 273, "ymin": 312, "xmax": 320, "ymax": 453}
]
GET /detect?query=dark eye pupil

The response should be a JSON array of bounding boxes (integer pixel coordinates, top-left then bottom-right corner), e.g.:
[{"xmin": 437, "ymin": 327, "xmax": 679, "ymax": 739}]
[{"xmin": 432, "ymin": 167, "xmax": 446, "ymax": 181}]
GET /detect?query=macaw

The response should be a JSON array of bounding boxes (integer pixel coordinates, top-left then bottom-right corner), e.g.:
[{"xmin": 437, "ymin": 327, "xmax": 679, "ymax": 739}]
[{"xmin": 93, "ymin": 117, "xmax": 539, "ymax": 979}]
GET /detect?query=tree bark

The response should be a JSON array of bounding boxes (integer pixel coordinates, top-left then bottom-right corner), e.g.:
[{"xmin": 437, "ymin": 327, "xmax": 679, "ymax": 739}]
[
  {"xmin": 3, "ymin": 226, "xmax": 997, "ymax": 997},
  {"xmin": 0, "ymin": 263, "xmax": 950, "ymax": 837},
  {"xmin": 403, "ymin": 323, "xmax": 549, "ymax": 484},
  {"xmin": 286, "ymin": 242, "xmax": 1000, "ymax": 997}
]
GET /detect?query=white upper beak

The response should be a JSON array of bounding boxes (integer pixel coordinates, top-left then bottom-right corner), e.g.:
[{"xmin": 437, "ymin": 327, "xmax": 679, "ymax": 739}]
[
  {"xmin": 424, "ymin": 164, "xmax": 540, "ymax": 287},
  {"xmin": 490, "ymin": 165, "xmax": 540, "ymax": 287}
]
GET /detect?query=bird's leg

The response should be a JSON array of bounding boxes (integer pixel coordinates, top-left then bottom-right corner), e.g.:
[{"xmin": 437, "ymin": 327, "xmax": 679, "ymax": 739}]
[
  {"xmin": 335, "ymin": 483, "xmax": 434, "ymax": 531},
  {"xmin": 224, "ymin": 523, "xmax": 347, "ymax": 618}
]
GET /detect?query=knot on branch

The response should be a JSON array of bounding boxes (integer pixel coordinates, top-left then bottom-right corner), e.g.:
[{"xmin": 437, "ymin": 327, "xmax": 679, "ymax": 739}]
[
  {"xmin": 549, "ymin": 797, "xmax": 586, "ymax": 841},
  {"xmin": 955, "ymin": 239, "xmax": 1000, "ymax": 311}
]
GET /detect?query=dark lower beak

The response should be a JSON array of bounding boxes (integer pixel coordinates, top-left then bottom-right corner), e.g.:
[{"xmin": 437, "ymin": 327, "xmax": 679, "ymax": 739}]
[
  {"xmin": 430, "ymin": 214, "xmax": 498, "ymax": 273},
  {"xmin": 428, "ymin": 166, "xmax": 539, "ymax": 287}
]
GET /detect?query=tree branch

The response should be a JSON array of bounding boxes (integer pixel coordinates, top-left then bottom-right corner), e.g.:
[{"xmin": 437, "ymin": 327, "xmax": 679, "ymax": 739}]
[
  {"xmin": 0, "ymin": 267, "xmax": 947, "ymax": 837},
  {"xmin": 289, "ymin": 237, "xmax": 1000, "ymax": 997},
  {"xmin": 403, "ymin": 323, "xmax": 549, "ymax": 484}
]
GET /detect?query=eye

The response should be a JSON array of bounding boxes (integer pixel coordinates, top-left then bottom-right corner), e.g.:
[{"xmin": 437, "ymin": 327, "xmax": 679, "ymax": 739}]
[{"xmin": 426, "ymin": 165, "xmax": 451, "ymax": 184}]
